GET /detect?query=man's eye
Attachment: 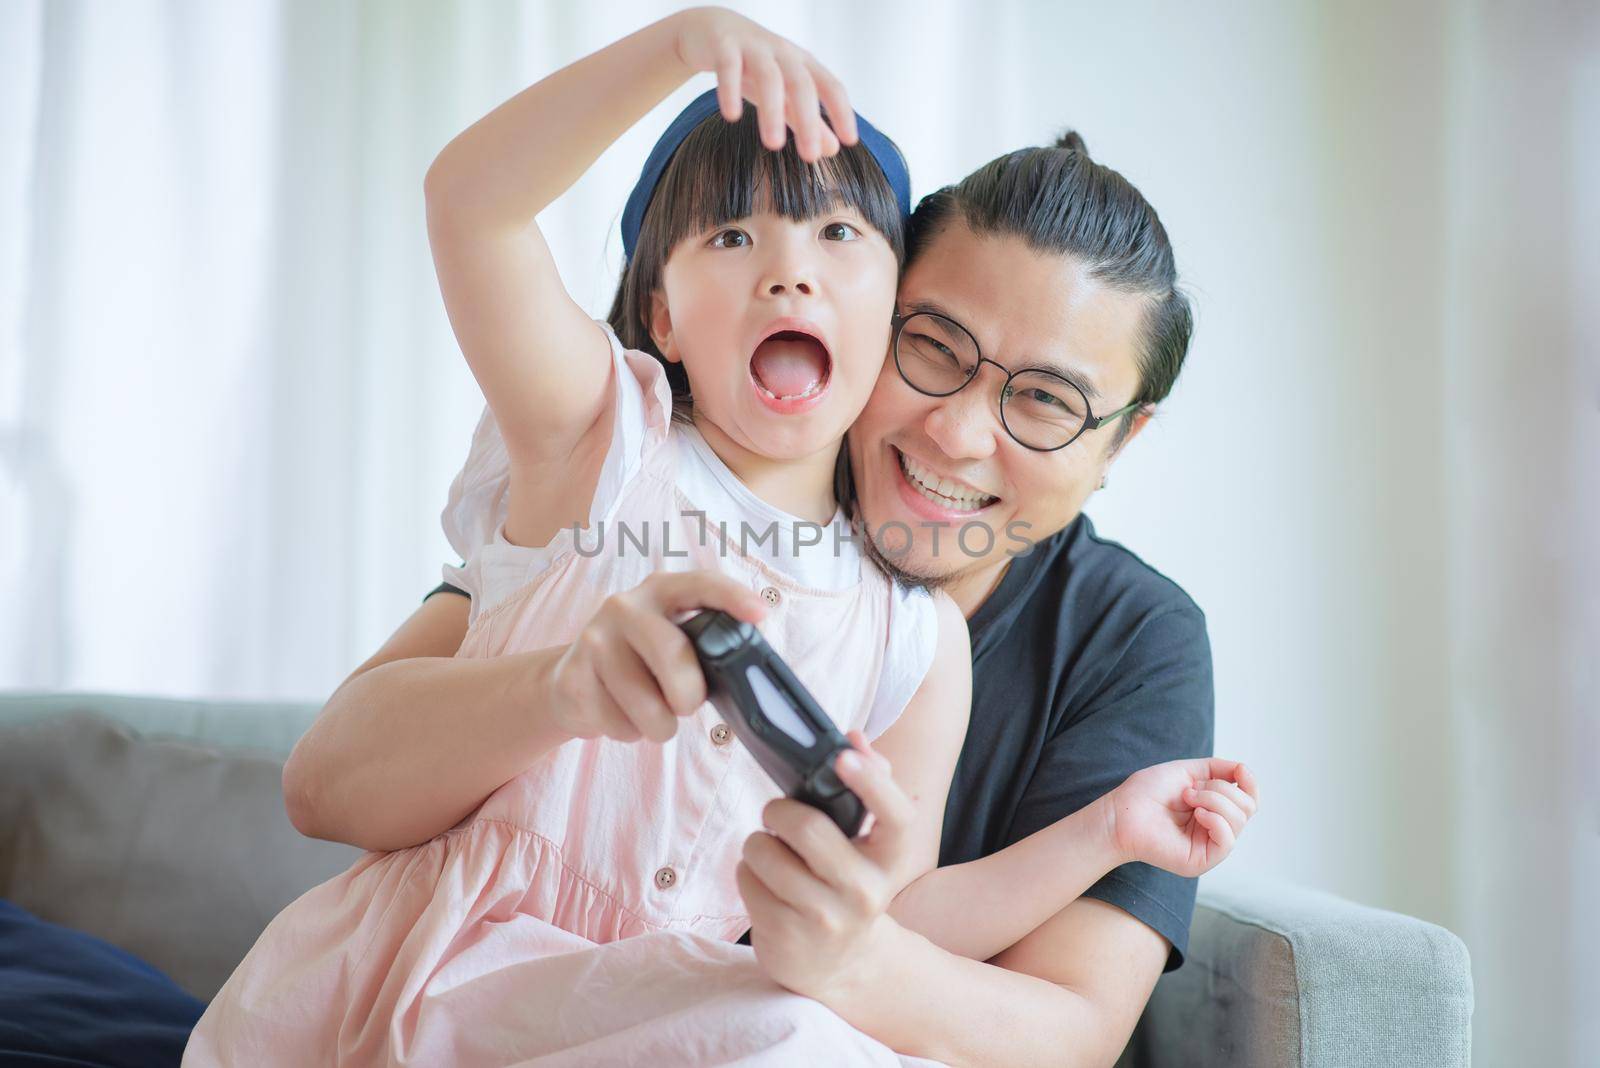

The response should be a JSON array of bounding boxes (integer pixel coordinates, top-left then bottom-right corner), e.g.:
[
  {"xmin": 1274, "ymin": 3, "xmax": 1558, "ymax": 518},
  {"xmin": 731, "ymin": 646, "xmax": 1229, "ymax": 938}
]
[
  {"xmin": 911, "ymin": 333, "xmax": 959, "ymax": 362},
  {"xmin": 1023, "ymin": 388, "xmax": 1068, "ymax": 409},
  {"xmin": 710, "ymin": 229, "xmax": 749, "ymax": 248},
  {"xmin": 822, "ymin": 222, "xmax": 860, "ymax": 242}
]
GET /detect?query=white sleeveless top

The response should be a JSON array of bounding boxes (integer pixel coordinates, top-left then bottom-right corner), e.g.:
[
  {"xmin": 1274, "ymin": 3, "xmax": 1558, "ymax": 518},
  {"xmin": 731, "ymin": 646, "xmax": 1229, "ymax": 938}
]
[{"xmin": 438, "ymin": 321, "xmax": 937, "ymax": 741}]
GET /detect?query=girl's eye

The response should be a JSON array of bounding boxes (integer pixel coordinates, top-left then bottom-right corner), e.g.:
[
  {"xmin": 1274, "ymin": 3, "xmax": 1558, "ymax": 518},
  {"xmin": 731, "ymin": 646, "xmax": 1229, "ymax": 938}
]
[
  {"xmin": 709, "ymin": 228, "xmax": 749, "ymax": 248},
  {"xmin": 822, "ymin": 222, "xmax": 860, "ymax": 242}
]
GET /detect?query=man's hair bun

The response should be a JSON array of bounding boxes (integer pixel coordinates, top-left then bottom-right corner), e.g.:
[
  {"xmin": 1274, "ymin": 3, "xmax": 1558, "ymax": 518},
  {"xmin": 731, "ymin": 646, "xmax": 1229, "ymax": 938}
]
[{"xmin": 1054, "ymin": 130, "xmax": 1089, "ymax": 156}]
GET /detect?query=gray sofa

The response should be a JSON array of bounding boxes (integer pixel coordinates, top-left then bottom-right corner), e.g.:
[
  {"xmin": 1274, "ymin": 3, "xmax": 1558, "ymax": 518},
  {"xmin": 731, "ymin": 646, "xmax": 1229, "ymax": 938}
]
[{"xmin": 0, "ymin": 691, "xmax": 1473, "ymax": 1066}]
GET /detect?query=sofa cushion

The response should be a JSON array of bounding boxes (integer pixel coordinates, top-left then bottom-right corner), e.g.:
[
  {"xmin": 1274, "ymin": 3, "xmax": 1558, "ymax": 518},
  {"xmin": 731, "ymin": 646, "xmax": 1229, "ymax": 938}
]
[
  {"xmin": 0, "ymin": 898, "xmax": 204, "ymax": 1067},
  {"xmin": 0, "ymin": 712, "xmax": 362, "ymax": 1001}
]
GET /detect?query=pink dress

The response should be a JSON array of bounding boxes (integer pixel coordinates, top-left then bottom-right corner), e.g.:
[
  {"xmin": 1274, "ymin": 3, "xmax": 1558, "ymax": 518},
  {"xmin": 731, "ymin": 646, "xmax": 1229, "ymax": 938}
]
[{"xmin": 185, "ymin": 324, "xmax": 943, "ymax": 1066}]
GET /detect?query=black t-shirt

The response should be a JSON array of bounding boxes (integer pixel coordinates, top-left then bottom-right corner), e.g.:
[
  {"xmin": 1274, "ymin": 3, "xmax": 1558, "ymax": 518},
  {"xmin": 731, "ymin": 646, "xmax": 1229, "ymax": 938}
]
[{"xmin": 424, "ymin": 513, "xmax": 1213, "ymax": 970}]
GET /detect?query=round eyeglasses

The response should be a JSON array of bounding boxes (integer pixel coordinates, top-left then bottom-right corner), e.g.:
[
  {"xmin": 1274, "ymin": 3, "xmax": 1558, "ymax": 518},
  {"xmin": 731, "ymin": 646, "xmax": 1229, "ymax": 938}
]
[{"xmin": 891, "ymin": 311, "xmax": 1142, "ymax": 452}]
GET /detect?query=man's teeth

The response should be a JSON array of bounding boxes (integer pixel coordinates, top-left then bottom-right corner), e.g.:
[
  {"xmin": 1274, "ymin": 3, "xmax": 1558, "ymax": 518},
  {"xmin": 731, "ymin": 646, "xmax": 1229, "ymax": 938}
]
[{"xmin": 899, "ymin": 451, "xmax": 995, "ymax": 510}]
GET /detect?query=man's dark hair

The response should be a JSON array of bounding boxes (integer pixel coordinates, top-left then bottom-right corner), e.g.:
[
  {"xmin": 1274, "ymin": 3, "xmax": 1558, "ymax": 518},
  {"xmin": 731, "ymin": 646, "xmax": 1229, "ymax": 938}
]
[{"xmin": 905, "ymin": 131, "xmax": 1192, "ymax": 448}]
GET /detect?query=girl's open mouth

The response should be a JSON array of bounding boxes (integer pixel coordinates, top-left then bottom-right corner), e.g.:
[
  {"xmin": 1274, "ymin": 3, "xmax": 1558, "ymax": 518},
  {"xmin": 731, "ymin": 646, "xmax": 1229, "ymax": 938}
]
[{"xmin": 749, "ymin": 325, "xmax": 832, "ymax": 414}]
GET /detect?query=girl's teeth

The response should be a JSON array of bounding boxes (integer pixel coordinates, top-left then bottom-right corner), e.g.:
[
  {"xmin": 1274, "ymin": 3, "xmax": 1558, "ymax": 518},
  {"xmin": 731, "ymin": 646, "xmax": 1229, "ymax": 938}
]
[{"xmin": 756, "ymin": 380, "xmax": 822, "ymax": 401}]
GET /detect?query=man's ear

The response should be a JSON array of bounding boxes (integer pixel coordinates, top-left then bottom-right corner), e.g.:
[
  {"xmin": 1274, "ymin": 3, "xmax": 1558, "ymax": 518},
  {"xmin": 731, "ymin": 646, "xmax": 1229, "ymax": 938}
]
[
  {"xmin": 1105, "ymin": 405, "xmax": 1153, "ymax": 465},
  {"xmin": 648, "ymin": 292, "xmax": 680, "ymax": 364}
]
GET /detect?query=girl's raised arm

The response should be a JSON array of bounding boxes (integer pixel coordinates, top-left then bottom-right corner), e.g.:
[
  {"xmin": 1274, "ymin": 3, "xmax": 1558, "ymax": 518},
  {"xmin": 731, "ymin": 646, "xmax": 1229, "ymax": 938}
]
[
  {"xmin": 423, "ymin": 17, "xmax": 679, "ymax": 466},
  {"xmin": 422, "ymin": 7, "xmax": 854, "ymax": 473}
]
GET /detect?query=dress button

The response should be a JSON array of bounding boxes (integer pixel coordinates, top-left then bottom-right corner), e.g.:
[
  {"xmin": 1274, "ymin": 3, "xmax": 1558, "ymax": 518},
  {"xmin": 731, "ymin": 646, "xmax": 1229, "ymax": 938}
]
[
  {"xmin": 710, "ymin": 723, "xmax": 732, "ymax": 746},
  {"xmin": 760, "ymin": 586, "xmax": 782, "ymax": 606},
  {"xmin": 654, "ymin": 866, "xmax": 677, "ymax": 890}
]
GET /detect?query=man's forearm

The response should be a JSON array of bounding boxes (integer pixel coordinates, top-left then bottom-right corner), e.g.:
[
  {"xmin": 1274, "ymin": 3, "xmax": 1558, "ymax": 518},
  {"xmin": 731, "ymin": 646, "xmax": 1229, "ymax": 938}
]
[
  {"xmin": 283, "ymin": 648, "xmax": 570, "ymax": 851},
  {"xmin": 887, "ymin": 794, "xmax": 1126, "ymax": 962},
  {"xmin": 825, "ymin": 920, "xmax": 1121, "ymax": 1068}
]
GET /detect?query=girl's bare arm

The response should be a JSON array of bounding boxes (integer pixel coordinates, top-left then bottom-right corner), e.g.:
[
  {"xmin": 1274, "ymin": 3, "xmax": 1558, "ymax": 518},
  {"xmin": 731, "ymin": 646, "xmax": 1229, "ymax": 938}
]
[
  {"xmin": 422, "ymin": 15, "xmax": 690, "ymax": 479},
  {"xmin": 862, "ymin": 593, "xmax": 972, "ymax": 892},
  {"xmin": 877, "ymin": 598, "xmax": 1126, "ymax": 958},
  {"xmin": 887, "ymin": 794, "xmax": 1126, "ymax": 962},
  {"xmin": 888, "ymin": 758, "xmax": 1256, "ymax": 962}
]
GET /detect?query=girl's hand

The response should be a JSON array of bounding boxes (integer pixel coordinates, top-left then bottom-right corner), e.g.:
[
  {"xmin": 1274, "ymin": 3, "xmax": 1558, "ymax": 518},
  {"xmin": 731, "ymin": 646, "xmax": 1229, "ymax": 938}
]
[
  {"xmin": 1104, "ymin": 758, "xmax": 1261, "ymax": 879},
  {"xmin": 736, "ymin": 731, "xmax": 911, "ymax": 1001},
  {"xmin": 546, "ymin": 570, "xmax": 766, "ymax": 744},
  {"xmin": 671, "ymin": 6, "xmax": 858, "ymax": 162}
]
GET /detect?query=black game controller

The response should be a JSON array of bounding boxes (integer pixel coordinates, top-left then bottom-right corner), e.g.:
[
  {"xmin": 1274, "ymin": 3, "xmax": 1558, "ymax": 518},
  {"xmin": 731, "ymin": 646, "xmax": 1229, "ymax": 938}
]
[{"xmin": 680, "ymin": 610, "xmax": 866, "ymax": 837}]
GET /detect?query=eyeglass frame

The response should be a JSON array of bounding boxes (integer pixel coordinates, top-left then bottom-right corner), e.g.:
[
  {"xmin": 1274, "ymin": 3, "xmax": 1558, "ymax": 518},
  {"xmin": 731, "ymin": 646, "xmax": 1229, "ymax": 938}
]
[{"xmin": 889, "ymin": 311, "xmax": 1144, "ymax": 453}]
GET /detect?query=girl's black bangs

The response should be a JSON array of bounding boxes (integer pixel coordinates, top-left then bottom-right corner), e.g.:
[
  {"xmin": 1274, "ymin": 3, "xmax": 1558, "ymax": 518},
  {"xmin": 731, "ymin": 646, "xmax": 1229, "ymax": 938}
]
[{"xmin": 642, "ymin": 110, "xmax": 904, "ymax": 260}]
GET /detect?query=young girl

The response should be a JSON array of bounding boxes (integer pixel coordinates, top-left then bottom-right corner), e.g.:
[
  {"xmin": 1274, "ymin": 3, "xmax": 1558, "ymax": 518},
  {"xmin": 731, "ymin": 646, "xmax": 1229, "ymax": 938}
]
[{"xmin": 187, "ymin": 10, "xmax": 1255, "ymax": 1064}]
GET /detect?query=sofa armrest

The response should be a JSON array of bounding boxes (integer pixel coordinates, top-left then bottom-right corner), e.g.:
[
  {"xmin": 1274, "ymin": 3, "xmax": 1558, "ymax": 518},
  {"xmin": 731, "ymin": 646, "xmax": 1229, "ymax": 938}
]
[{"xmin": 1117, "ymin": 879, "xmax": 1473, "ymax": 1068}]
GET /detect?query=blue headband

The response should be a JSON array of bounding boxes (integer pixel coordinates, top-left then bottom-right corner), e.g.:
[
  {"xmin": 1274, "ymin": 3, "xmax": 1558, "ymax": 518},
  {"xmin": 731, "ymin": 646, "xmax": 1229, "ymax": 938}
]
[{"xmin": 620, "ymin": 88, "xmax": 910, "ymax": 261}]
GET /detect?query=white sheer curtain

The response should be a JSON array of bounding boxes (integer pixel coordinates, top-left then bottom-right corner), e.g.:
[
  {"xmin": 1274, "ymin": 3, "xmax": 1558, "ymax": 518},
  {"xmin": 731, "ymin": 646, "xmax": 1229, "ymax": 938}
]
[
  {"xmin": 1, "ymin": 0, "xmax": 561, "ymax": 697},
  {"xmin": 1, "ymin": 2, "xmax": 1596, "ymax": 1062},
  {"xmin": 1436, "ymin": 6, "xmax": 1599, "ymax": 1063}
]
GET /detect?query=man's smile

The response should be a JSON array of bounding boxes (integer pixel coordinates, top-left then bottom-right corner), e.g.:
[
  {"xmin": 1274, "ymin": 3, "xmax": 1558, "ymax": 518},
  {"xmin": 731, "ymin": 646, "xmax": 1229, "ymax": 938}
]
[{"xmin": 891, "ymin": 445, "xmax": 1000, "ymax": 519}]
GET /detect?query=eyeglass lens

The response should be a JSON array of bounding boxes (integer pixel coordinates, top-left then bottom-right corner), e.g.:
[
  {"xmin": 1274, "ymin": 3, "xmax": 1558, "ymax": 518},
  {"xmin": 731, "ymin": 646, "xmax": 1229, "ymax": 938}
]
[{"xmin": 895, "ymin": 312, "xmax": 1089, "ymax": 450}]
